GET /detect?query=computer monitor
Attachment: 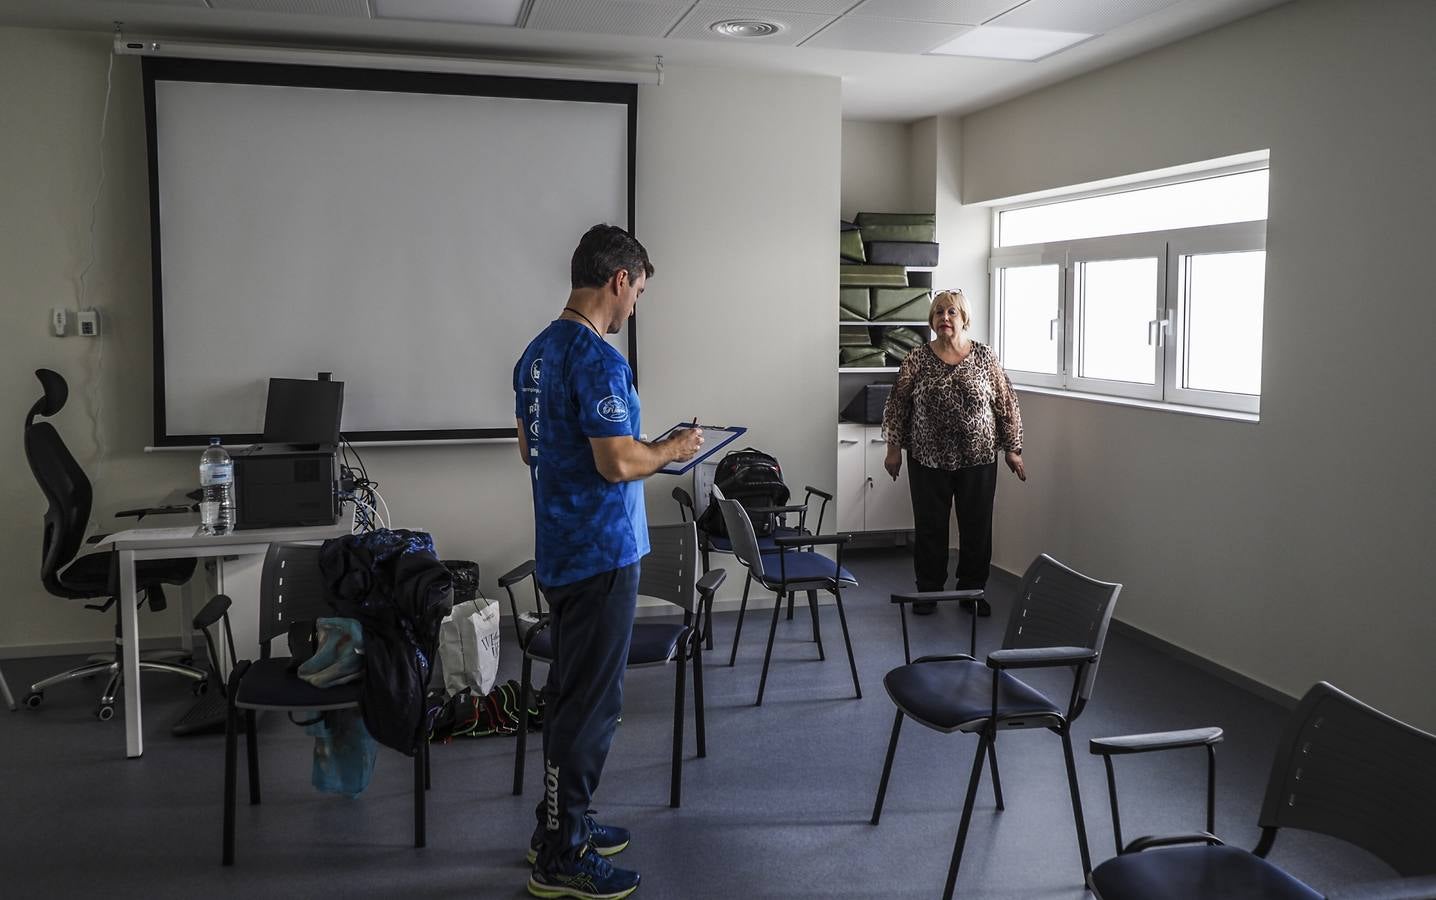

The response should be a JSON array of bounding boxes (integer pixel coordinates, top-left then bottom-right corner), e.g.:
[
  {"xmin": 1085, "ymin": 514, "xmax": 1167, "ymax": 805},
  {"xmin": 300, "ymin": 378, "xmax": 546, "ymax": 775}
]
[{"xmin": 262, "ymin": 376, "xmax": 344, "ymax": 447}]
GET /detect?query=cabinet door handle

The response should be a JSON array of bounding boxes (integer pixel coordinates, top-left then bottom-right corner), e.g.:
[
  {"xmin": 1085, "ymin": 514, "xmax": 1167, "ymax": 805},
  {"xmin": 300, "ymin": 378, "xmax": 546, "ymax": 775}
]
[
  {"xmin": 866, "ymin": 476, "xmax": 873, "ymax": 488},
  {"xmin": 839, "ymin": 438, "xmax": 859, "ymax": 445},
  {"xmin": 870, "ymin": 438, "xmax": 886, "ymax": 445}
]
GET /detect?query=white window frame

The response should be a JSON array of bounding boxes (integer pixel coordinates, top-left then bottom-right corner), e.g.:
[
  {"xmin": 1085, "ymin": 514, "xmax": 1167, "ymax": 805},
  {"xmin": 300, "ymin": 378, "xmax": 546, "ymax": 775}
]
[{"xmin": 990, "ymin": 169, "xmax": 1268, "ymax": 418}]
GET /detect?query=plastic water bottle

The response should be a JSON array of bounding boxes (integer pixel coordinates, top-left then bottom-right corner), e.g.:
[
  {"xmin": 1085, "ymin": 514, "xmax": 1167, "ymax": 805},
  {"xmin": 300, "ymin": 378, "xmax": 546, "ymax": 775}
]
[{"xmin": 199, "ymin": 438, "xmax": 235, "ymax": 536}]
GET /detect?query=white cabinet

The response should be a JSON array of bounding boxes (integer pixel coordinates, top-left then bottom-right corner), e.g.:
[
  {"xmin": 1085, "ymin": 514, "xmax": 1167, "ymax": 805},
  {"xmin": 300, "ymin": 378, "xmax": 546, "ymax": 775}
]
[{"xmin": 837, "ymin": 423, "xmax": 912, "ymax": 533}]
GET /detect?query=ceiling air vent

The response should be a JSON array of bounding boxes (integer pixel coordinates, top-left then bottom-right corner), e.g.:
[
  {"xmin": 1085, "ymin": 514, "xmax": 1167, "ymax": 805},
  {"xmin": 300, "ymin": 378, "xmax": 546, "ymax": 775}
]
[{"xmin": 709, "ymin": 20, "xmax": 784, "ymax": 39}]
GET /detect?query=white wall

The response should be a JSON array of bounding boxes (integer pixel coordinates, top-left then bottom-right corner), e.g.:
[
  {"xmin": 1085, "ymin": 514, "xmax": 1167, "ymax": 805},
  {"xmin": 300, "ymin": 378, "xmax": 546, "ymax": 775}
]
[
  {"xmin": 840, "ymin": 121, "xmax": 911, "ymax": 221},
  {"xmin": 0, "ymin": 28, "xmax": 840, "ymax": 653},
  {"xmin": 957, "ymin": 0, "xmax": 1436, "ymax": 729}
]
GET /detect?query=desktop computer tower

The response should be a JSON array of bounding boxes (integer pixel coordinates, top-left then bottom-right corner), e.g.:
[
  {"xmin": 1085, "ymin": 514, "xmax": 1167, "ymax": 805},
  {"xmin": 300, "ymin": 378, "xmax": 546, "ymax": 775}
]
[{"xmin": 233, "ymin": 445, "xmax": 339, "ymax": 530}]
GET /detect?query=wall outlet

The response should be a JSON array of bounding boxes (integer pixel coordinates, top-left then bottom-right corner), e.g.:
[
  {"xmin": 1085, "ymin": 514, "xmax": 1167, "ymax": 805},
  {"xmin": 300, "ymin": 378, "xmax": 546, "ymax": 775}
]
[
  {"xmin": 51, "ymin": 307, "xmax": 69, "ymax": 337},
  {"xmin": 77, "ymin": 308, "xmax": 100, "ymax": 337}
]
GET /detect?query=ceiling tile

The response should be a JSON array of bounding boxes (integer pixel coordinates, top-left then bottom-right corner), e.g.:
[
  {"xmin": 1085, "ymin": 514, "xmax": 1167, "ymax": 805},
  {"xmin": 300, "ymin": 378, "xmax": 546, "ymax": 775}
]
[
  {"xmin": 373, "ymin": 0, "xmax": 525, "ymax": 27},
  {"xmin": 804, "ymin": 16, "xmax": 971, "ymax": 53},
  {"xmin": 992, "ymin": 0, "xmax": 1184, "ymax": 34},
  {"xmin": 736, "ymin": 0, "xmax": 857, "ymax": 12},
  {"xmin": 668, "ymin": 3, "xmax": 837, "ymax": 45},
  {"xmin": 528, "ymin": 0, "xmax": 692, "ymax": 37},
  {"xmin": 850, "ymin": 0, "xmax": 1022, "ymax": 26},
  {"xmin": 208, "ymin": 0, "xmax": 369, "ymax": 15}
]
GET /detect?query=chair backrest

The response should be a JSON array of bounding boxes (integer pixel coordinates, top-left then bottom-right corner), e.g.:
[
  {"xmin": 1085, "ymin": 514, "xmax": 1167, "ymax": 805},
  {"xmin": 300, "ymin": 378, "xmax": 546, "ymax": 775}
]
[
  {"xmin": 257, "ymin": 542, "xmax": 330, "ymax": 649},
  {"xmin": 1258, "ymin": 681, "xmax": 1436, "ymax": 876},
  {"xmin": 1001, "ymin": 554, "xmax": 1120, "ymax": 709},
  {"xmin": 637, "ymin": 522, "xmax": 699, "ymax": 613},
  {"xmin": 23, "ymin": 369, "xmax": 94, "ymax": 594},
  {"xmin": 714, "ymin": 491, "xmax": 766, "ymax": 580},
  {"xmin": 672, "ymin": 486, "xmax": 696, "ymax": 524}
]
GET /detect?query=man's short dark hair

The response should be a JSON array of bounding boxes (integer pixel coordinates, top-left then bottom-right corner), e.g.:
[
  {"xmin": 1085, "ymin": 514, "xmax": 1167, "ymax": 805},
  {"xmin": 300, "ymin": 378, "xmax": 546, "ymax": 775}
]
[{"xmin": 571, "ymin": 224, "xmax": 654, "ymax": 290}]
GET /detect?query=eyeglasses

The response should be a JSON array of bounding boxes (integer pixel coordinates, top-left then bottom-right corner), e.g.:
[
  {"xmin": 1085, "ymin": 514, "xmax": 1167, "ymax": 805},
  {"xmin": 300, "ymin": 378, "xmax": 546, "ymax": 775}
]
[{"xmin": 933, "ymin": 308, "xmax": 962, "ymax": 318}]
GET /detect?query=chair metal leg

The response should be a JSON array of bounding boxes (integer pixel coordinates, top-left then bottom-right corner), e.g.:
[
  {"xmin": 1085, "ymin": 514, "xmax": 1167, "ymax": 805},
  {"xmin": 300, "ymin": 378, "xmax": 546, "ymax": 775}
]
[
  {"xmin": 807, "ymin": 590, "xmax": 825, "ymax": 661},
  {"xmin": 700, "ymin": 550, "xmax": 714, "ymax": 651},
  {"xmin": 755, "ymin": 591, "xmax": 784, "ymax": 706},
  {"xmin": 670, "ymin": 635, "xmax": 689, "ymax": 808},
  {"xmin": 833, "ymin": 589, "xmax": 861, "ymax": 700},
  {"xmin": 728, "ymin": 574, "xmax": 752, "ymax": 667},
  {"xmin": 514, "ymin": 656, "xmax": 532, "ymax": 796},
  {"xmin": 245, "ymin": 710, "xmax": 260, "ymax": 805},
  {"xmin": 223, "ymin": 703, "xmax": 238, "ymax": 866},
  {"xmin": 413, "ymin": 738, "xmax": 426, "ymax": 848},
  {"xmin": 871, "ymin": 710, "xmax": 904, "ymax": 825},
  {"xmin": 692, "ymin": 635, "xmax": 707, "ymax": 759},
  {"xmin": 424, "ymin": 739, "xmax": 432, "ymax": 791},
  {"xmin": 786, "ymin": 591, "xmax": 794, "ymax": 620},
  {"xmin": 943, "ymin": 730, "xmax": 992, "ymax": 900},
  {"xmin": 28, "ymin": 660, "xmax": 115, "ymax": 692},
  {"xmin": 1060, "ymin": 727, "xmax": 1093, "ymax": 877},
  {"xmin": 987, "ymin": 735, "xmax": 1005, "ymax": 810},
  {"xmin": 0, "ymin": 663, "xmax": 14, "ymax": 711}
]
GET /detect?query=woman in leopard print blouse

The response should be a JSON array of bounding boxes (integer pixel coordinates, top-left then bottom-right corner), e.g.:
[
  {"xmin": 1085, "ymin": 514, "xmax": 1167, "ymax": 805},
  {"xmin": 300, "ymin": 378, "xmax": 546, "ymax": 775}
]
[{"xmin": 881, "ymin": 290, "xmax": 1025, "ymax": 615}]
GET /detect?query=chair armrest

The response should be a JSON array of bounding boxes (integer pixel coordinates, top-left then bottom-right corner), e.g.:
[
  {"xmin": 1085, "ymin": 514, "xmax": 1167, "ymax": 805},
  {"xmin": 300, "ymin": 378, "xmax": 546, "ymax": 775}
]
[
  {"xmin": 193, "ymin": 594, "xmax": 233, "ymax": 631},
  {"xmin": 912, "ymin": 653, "xmax": 977, "ymax": 664},
  {"xmin": 803, "ymin": 485, "xmax": 834, "ymax": 502},
  {"xmin": 1124, "ymin": 833, "xmax": 1223, "ymax": 853},
  {"xmin": 773, "ymin": 533, "xmax": 852, "ymax": 548},
  {"xmin": 749, "ymin": 504, "xmax": 810, "ymax": 516},
  {"xmin": 85, "ymin": 533, "xmax": 112, "ymax": 545},
  {"xmin": 498, "ymin": 560, "xmax": 536, "ymax": 588},
  {"xmin": 696, "ymin": 568, "xmax": 727, "ymax": 597},
  {"xmin": 891, "ymin": 589, "xmax": 984, "ymax": 604},
  {"xmin": 1090, "ymin": 728, "xmax": 1224, "ymax": 756},
  {"xmin": 1327, "ymin": 876, "xmax": 1436, "ymax": 900},
  {"xmin": 988, "ymin": 646, "xmax": 1096, "ymax": 669}
]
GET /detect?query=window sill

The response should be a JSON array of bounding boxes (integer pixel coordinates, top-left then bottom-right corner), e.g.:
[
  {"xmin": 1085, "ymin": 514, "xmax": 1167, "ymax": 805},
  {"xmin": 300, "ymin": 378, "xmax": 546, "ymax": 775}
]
[{"xmin": 1012, "ymin": 384, "xmax": 1260, "ymax": 423}]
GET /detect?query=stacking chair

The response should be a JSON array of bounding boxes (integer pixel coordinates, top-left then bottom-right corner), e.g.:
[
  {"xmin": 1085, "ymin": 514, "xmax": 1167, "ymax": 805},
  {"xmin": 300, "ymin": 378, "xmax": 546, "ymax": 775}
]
[
  {"xmin": 672, "ymin": 484, "xmax": 831, "ymax": 652},
  {"xmin": 1088, "ymin": 681, "xmax": 1436, "ymax": 900},
  {"xmin": 22, "ymin": 368, "xmax": 205, "ymax": 719},
  {"xmin": 870, "ymin": 554, "xmax": 1121, "ymax": 900},
  {"xmin": 500, "ymin": 522, "xmax": 726, "ymax": 808},
  {"xmin": 216, "ymin": 542, "xmax": 430, "ymax": 865},
  {"xmin": 713, "ymin": 492, "xmax": 860, "ymax": 706}
]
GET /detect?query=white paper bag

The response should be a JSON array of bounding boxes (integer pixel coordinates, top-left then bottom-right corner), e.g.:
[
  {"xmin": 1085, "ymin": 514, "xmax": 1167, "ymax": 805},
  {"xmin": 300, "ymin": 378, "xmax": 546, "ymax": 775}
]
[{"xmin": 438, "ymin": 597, "xmax": 501, "ymax": 696}]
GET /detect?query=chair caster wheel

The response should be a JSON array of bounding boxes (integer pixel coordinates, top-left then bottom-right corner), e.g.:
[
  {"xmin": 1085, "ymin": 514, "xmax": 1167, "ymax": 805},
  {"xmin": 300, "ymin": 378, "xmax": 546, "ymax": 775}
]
[
  {"xmin": 96, "ymin": 702, "xmax": 116, "ymax": 721},
  {"xmin": 23, "ymin": 691, "xmax": 44, "ymax": 709},
  {"xmin": 193, "ymin": 679, "xmax": 209, "ymax": 696}
]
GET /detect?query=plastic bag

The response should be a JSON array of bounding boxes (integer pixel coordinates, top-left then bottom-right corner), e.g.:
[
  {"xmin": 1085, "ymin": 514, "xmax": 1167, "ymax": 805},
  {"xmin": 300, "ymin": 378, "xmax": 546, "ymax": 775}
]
[
  {"xmin": 307, "ymin": 709, "xmax": 377, "ymax": 797},
  {"xmin": 438, "ymin": 597, "xmax": 501, "ymax": 696},
  {"xmin": 296, "ymin": 617, "xmax": 365, "ymax": 688}
]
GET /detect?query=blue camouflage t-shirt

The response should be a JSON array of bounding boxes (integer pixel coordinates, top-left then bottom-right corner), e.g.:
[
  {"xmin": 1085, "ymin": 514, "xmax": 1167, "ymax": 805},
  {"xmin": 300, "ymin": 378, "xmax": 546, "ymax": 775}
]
[{"xmin": 514, "ymin": 319, "xmax": 649, "ymax": 588}]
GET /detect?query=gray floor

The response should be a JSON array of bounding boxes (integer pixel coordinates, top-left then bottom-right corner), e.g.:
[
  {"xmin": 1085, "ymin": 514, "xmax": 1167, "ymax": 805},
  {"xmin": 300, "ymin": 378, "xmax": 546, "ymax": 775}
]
[{"xmin": 0, "ymin": 550, "xmax": 1394, "ymax": 899}]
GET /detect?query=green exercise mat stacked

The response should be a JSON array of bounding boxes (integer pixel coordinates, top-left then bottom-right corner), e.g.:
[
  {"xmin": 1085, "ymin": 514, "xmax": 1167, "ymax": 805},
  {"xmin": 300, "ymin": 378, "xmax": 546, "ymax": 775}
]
[
  {"xmin": 840, "ymin": 288, "xmax": 870, "ymax": 321},
  {"xmin": 840, "ymin": 346, "xmax": 887, "ymax": 368},
  {"xmin": 878, "ymin": 326, "xmax": 926, "ymax": 363},
  {"xmin": 871, "ymin": 287, "xmax": 931, "ymax": 321},
  {"xmin": 840, "ymin": 264, "xmax": 908, "ymax": 288},
  {"xmin": 854, "ymin": 212, "xmax": 936, "ymax": 243},
  {"xmin": 839, "ymin": 222, "xmax": 865, "ymax": 263}
]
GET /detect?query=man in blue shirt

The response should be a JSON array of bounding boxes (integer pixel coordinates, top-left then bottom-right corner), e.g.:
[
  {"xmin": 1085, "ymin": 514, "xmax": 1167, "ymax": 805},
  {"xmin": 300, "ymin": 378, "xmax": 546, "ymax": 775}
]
[{"xmin": 514, "ymin": 224, "xmax": 702, "ymax": 900}]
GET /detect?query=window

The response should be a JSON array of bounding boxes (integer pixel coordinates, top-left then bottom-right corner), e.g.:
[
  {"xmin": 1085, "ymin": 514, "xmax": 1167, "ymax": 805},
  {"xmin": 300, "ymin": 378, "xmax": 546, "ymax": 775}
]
[{"xmin": 991, "ymin": 164, "xmax": 1267, "ymax": 416}]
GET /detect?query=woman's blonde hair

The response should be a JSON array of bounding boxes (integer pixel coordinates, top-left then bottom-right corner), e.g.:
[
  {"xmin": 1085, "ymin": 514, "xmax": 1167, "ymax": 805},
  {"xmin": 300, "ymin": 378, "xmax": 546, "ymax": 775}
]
[{"xmin": 929, "ymin": 289, "xmax": 971, "ymax": 332}]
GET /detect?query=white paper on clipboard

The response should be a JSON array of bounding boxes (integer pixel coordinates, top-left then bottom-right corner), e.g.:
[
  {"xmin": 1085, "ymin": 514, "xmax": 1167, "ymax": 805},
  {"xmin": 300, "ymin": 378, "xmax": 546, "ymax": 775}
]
[{"xmin": 654, "ymin": 424, "xmax": 747, "ymax": 476}]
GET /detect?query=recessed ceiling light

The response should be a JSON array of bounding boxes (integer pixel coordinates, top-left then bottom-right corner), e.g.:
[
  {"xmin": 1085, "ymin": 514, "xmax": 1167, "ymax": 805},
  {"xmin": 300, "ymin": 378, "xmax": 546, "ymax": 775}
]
[
  {"xmin": 709, "ymin": 20, "xmax": 785, "ymax": 39},
  {"xmin": 928, "ymin": 25, "xmax": 1091, "ymax": 60}
]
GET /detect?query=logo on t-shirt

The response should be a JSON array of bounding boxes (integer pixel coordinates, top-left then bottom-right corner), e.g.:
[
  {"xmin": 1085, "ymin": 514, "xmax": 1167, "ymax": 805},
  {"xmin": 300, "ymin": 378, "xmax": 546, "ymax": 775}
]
[
  {"xmin": 529, "ymin": 358, "xmax": 542, "ymax": 385},
  {"xmin": 596, "ymin": 395, "xmax": 628, "ymax": 423},
  {"xmin": 529, "ymin": 419, "xmax": 540, "ymax": 437}
]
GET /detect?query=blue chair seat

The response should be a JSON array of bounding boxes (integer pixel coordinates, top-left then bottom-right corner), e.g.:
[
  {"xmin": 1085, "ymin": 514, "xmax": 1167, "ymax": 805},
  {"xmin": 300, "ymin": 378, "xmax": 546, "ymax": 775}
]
[
  {"xmin": 757, "ymin": 550, "xmax": 856, "ymax": 589},
  {"xmin": 1089, "ymin": 845, "xmax": 1322, "ymax": 900},
  {"xmin": 233, "ymin": 657, "xmax": 363, "ymax": 710},
  {"xmin": 883, "ymin": 659, "xmax": 1060, "ymax": 732},
  {"xmin": 706, "ymin": 525, "xmax": 803, "ymax": 554},
  {"xmin": 525, "ymin": 623, "xmax": 686, "ymax": 667}
]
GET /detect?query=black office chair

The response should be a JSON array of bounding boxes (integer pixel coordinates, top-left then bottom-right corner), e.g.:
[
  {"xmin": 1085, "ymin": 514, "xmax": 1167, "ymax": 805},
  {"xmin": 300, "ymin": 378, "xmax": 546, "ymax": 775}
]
[
  {"xmin": 713, "ymin": 491, "xmax": 860, "ymax": 706},
  {"xmin": 673, "ymin": 484, "xmax": 832, "ymax": 654},
  {"xmin": 215, "ymin": 542, "xmax": 431, "ymax": 865},
  {"xmin": 500, "ymin": 522, "xmax": 726, "ymax": 808},
  {"xmin": 22, "ymin": 368, "xmax": 205, "ymax": 719},
  {"xmin": 870, "ymin": 553, "xmax": 1121, "ymax": 900},
  {"xmin": 1087, "ymin": 681, "xmax": 1436, "ymax": 900}
]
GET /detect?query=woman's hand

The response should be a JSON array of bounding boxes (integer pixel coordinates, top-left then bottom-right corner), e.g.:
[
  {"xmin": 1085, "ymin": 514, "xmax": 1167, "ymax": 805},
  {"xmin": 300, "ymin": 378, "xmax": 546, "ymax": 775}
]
[
  {"xmin": 884, "ymin": 445, "xmax": 902, "ymax": 481},
  {"xmin": 1005, "ymin": 450, "xmax": 1026, "ymax": 482}
]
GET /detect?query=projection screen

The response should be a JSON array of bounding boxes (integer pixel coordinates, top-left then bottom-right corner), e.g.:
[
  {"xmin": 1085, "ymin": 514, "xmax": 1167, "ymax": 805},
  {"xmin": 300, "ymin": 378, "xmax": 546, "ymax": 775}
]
[{"xmin": 143, "ymin": 58, "xmax": 636, "ymax": 446}]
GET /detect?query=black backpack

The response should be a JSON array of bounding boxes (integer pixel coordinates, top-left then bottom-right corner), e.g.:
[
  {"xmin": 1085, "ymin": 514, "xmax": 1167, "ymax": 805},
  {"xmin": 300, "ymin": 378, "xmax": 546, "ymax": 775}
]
[{"xmin": 698, "ymin": 448, "xmax": 790, "ymax": 539}]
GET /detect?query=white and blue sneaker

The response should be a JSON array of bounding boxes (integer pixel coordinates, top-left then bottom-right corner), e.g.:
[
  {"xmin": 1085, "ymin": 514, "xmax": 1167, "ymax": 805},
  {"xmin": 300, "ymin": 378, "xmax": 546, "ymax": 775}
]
[{"xmin": 527, "ymin": 841, "xmax": 640, "ymax": 900}]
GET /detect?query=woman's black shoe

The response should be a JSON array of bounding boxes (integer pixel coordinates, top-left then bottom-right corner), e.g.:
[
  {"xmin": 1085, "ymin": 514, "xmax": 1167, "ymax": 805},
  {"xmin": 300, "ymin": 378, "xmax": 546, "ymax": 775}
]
[{"xmin": 912, "ymin": 600, "xmax": 937, "ymax": 615}]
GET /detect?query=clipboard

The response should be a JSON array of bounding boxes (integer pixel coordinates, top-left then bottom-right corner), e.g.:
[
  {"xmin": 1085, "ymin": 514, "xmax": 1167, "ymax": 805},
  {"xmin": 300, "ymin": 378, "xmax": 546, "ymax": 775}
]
[{"xmin": 654, "ymin": 423, "xmax": 747, "ymax": 476}]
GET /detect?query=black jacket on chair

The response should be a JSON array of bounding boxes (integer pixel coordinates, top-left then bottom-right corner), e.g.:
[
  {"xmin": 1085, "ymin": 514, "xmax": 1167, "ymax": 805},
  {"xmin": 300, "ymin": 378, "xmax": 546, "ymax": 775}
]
[{"xmin": 319, "ymin": 530, "xmax": 452, "ymax": 755}]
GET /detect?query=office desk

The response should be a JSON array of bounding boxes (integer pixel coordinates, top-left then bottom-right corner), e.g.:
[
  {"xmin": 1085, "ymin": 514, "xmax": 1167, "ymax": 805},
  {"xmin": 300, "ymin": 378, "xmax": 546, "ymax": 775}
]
[{"xmin": 98, "ymin": 514, "xmax": 352, "ymax": 758}]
